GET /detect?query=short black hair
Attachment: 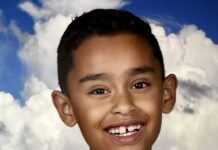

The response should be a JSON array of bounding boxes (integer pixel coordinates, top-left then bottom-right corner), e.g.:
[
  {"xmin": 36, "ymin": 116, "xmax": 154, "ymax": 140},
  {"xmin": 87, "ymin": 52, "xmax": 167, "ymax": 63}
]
[{"xmin": 57, "ymin": 9, "xmax": 165, "ymax": 93}]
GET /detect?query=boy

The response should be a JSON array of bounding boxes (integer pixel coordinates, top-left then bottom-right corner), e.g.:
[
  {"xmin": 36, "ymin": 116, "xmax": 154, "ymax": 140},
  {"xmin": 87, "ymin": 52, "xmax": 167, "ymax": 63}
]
[{"xmin": 51, "ymin": 9, "xmax": 177, "ymax": 150}]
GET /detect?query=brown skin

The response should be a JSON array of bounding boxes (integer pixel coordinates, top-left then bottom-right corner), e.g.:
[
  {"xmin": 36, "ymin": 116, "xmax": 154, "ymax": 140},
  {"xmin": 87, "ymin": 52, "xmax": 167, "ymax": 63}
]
[{"xmin": 52, "ymin": 33, "xmax": 177, "ymax": 150}]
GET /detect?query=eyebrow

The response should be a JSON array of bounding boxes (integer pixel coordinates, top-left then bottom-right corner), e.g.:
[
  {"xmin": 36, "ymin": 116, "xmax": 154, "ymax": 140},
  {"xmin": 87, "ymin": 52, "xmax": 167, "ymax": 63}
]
[
  {"xmin": 78, "ymin": 66, "xmax": 155, "ymax": 84},
  {"xmin": 127, "ymin": 66, "xmax": 155, "ymax": 76},
  {"xmin": 79, "ymin": 73, "xmax": 108, "ymax": 84}
]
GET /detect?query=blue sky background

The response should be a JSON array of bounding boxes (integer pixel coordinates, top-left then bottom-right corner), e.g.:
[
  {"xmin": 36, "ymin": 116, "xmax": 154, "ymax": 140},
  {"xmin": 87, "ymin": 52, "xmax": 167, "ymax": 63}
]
[{"xmin": 0, "ymin": 0, "xmax": 218, "ymax": 101}]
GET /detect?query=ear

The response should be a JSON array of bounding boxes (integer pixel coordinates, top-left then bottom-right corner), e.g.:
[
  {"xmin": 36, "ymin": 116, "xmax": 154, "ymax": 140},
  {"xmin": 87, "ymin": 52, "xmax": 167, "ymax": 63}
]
[
  {"xmin": 162, "ymin": 74, "xmax": 178, "ymax": 113},
  {"xmin": 51, "ymin": 90, "xmax": 77, "ymax": 127}
]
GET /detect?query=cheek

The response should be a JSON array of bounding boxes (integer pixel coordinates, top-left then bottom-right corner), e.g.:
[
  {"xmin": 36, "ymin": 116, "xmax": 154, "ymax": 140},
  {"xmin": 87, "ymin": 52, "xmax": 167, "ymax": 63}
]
[
  {"xmin": 136, "ymin": 94, "xmax": 162, "ymax": 134},
  {"xmin": 136, "ymin": 87, "xmax": 163, "ymax": 115},
  {"xmin": 71, "ymin": 97, "xmax": 112, "ymax": 148},
  {"xmin": 135, "ymin": 87, "xmax": 163, "ymax": 139},
  {"xmin": 71, "ymin": 96, "xmax": 110, "ymax": 129}
]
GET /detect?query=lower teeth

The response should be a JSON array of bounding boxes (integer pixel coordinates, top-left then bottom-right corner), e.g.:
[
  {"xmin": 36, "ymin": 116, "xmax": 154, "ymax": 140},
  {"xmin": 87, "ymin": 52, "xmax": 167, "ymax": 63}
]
[{"xmin": 113, "ymin": 131, "xmax": 137, "ymax": 136}]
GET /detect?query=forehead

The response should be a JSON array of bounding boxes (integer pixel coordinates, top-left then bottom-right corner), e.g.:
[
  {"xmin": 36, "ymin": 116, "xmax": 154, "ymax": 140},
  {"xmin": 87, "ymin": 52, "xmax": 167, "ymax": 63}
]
[{"xmin": 70, "ymin": 33, "xmax": 161, "ymax": 78}]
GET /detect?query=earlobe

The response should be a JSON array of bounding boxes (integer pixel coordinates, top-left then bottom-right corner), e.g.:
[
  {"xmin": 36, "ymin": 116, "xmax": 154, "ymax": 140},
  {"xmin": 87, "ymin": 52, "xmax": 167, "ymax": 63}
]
[
  {"xmin": 162, "ymin": 74, "xmax": 178, "ymax": 113},
  {"xmin": 51, "ymin": 90, "xmax": 77, "ymax": 127}
]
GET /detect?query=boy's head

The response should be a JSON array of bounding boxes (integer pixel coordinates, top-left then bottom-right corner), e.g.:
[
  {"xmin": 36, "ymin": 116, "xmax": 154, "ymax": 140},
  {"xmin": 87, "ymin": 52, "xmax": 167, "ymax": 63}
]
[
  {"xmin": 57, "ymin": 9, "xmax": 165, "ymax": 94},
  {"xmin": 52, "ymin": 9, "xmax": 177, "ymax": 150}
]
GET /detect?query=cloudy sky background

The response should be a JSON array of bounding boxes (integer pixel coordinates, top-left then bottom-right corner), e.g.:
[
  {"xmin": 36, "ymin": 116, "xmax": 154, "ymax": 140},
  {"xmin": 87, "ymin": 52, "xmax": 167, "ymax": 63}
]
[{"xmin": 0, "ymin": 0, "xmax": 218, "ymax": 149}]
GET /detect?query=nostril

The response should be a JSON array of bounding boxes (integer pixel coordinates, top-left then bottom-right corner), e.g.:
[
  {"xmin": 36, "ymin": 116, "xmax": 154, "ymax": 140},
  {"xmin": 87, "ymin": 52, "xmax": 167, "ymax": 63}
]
[
  {"xmin": 111, "ymin": 104, "xmax": 136, "ymax": 115},
  {"xmin": 110, "ymin": 92, "xmax": 136, "ymax": 115}
]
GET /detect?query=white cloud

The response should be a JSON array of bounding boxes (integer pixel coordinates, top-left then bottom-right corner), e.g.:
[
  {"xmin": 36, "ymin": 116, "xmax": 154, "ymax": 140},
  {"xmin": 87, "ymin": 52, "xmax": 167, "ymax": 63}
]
[
  {"xmin": 18, "ymin": 14, "xmax": 72, "ymax": 88},
  {"xmin": 0, "ymin": 83, "xmax": 88, "ymax": 150},
  {"xmin": 154, "ymin": 98, "xmax": 218, "ymax": 150},
  {"xmin": 19, "ymin": 0, "xmax": 129, "ymax": 21},
  {"xmin": 1, "ymin": 0, "xmax": 218, "ymax": 149},
  {"xmin": 9, "ymin": 21, "xmax": 29, "ymax": 44},
  {"xmin": 17, "ymin": 0, "xmax": 129, "ymax": 89},
  {"xmin": 151, "ymin": 24, "xmax": 218, "ymax": 85},
  {"xmin": 151, "ymin": 23, "xmax": 218, "ymax": 149},
  {"xmin": 21, "ymin": 75, "xmax": 48, "ymax": 100}
]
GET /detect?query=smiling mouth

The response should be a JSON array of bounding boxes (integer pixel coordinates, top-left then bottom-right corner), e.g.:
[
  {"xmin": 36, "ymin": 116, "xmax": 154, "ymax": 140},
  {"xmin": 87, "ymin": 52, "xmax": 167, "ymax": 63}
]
[
  {"xmin": 104, "ymin": 120, "xmax": 145, "ymax": 144},
  {"xmin": 107, "ymin": 124, "xmax": 142, "ymax": 137}
]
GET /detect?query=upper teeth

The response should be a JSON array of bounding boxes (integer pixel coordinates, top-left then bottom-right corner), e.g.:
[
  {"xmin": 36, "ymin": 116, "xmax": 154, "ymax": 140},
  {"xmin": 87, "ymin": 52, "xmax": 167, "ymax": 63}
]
[{"xmin": 108, "ymin": 124, "xmax": 141, "ymax": 135}]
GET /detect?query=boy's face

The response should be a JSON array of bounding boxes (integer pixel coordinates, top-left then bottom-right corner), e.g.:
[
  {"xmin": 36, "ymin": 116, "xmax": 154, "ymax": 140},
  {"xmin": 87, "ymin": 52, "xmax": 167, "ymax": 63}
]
[{"xmin": 52, "ymin": 33, "xmax": 177, "ymax": 150}]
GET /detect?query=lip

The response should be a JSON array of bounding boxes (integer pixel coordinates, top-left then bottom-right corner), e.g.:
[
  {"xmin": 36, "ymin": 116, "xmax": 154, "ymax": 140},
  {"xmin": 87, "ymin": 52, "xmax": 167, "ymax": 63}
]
[{"xmin": 103, "ymin": 120, "xmax": 145, "ymax": 145}]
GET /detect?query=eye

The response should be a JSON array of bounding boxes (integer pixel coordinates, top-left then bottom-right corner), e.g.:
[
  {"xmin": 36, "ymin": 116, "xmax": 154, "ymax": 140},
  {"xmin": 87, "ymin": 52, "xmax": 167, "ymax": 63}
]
[
  {"xmin": 132, "ymin": 81, "xmax": 149, "ymax": 90},
  {"xmin": 89, "ymin": 88, "xmax": 109, "ymax": 95}
]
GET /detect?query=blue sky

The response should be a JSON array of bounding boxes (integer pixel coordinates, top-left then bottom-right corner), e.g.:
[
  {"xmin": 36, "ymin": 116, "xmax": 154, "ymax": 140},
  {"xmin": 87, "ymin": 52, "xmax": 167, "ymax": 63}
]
[
  {"xmin": 124, "ymin": 0, "xmax": 218, "ymax": 42},
  {"xmin": 0, "ymin": 0, "xmax": 218, "ymax": 101}
]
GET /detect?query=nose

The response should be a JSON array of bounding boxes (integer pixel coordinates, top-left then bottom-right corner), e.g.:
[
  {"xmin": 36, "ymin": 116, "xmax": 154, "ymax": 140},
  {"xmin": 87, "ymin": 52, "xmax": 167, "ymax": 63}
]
[{"xmin": 111, "ymin": 91, "xmax": 136, "ymax": 116}]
